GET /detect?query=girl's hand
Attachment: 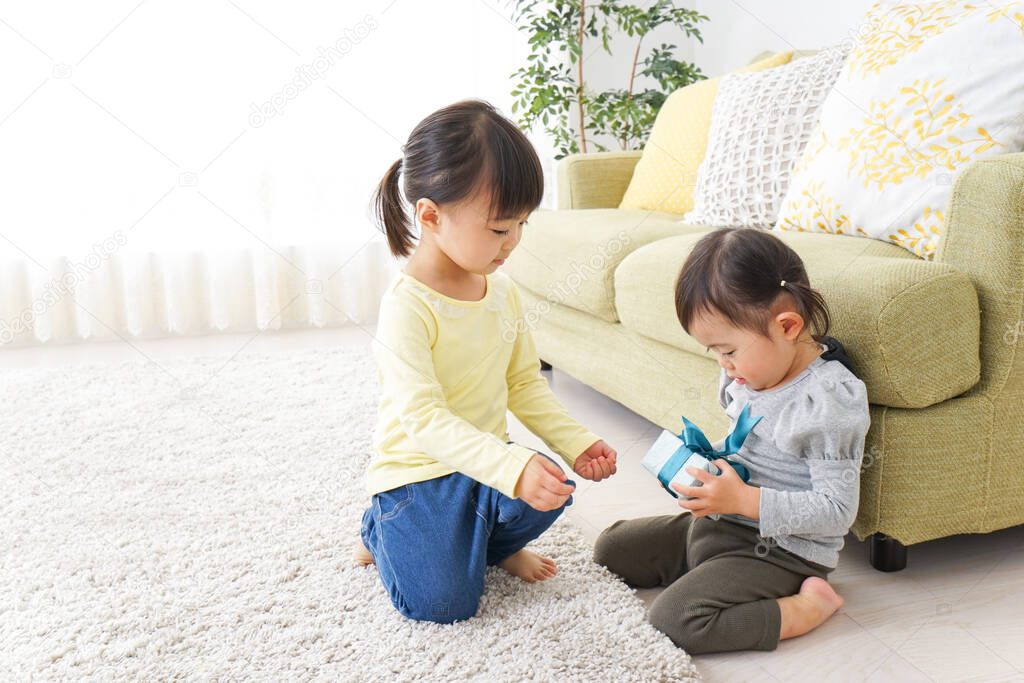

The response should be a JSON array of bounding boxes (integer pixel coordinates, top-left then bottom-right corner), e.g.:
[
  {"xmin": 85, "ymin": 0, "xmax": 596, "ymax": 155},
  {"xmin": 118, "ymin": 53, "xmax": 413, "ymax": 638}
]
[
  {"xmin": 672, "ymin": 459, "xmax": 759, "ymax": 519},
  {"xmin": 515, "ymin": 454, "xmax": 575, "ymax": 512},
  {"xmin": 573, "ymin": 440, "xmax": 618, "ymax": 482}
]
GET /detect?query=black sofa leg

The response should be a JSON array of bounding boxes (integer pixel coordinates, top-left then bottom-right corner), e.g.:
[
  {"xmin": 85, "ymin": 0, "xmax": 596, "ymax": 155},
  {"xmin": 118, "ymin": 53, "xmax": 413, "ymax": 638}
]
[
  {"xmin": 869, "ymin": 533, "xmax": 908, "ymax": 572},
  {"xmin": 539, "ymin": 359, "xmax": 553, "ymax": 371}
]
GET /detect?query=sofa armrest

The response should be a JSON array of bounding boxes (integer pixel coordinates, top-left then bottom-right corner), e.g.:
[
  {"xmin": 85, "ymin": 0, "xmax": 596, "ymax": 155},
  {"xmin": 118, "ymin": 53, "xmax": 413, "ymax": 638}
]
[
  {"xmin": 938, "ymin": 152, "xmax": 1024, "ymax": 398},
  {"xmin": 556, "ymin": 150, "xmax": 643, "ymax": 210}
]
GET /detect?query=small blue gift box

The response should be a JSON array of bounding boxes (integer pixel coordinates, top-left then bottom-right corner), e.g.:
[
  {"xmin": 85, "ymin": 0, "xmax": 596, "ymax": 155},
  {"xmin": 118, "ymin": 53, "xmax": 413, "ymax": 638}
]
[{"xmin": 641, "ymin": 404, "xmax": 761, "ymax": 521}]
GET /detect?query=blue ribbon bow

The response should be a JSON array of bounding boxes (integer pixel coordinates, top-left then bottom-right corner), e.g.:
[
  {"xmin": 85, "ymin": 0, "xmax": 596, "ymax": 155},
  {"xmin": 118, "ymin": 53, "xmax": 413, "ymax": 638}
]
[{"xmin": 657, "ymin": 404, "xmax": 762, "ymax": 496}]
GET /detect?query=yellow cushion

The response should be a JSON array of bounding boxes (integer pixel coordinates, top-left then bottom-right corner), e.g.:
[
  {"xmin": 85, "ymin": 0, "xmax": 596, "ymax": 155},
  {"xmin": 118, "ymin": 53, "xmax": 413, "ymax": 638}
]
[{"xmin": 618, "ymin": 51, "xmax": 794, "ymax": 214}]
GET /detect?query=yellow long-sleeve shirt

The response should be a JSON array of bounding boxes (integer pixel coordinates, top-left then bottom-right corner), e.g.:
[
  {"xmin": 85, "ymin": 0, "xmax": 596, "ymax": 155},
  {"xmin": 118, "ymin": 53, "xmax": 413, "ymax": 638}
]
[{"xmin": 366, "ymin": 269, "xmax": 602, "ymax": 499}]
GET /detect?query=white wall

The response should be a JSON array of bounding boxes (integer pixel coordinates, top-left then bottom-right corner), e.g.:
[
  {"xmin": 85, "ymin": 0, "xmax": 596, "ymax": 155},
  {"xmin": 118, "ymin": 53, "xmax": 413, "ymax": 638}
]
[{"xmin": 690, "ymin": 0, "xmax": 874, "ymax": 75}]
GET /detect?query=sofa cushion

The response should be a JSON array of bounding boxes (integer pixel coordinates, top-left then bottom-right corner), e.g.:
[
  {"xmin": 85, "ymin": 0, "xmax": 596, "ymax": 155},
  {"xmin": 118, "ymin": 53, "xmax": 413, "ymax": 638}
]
[
  {"xmin": 618, "ymin": 51, "xmax": 793, "ymax": 215},
  {"xmin": 774, "ymin": 2, "xmax": 1024, "ymax": 260},
  {"xmin": 504, "ymin": 208, "xmax": 705, "ymax": 322},
  {"xmin": 614, "ymin": 230, "xmax": 981, "ymax": 409},
  {"xmin": 683, "ymin": 44, "xmax": 850, "ymax": 229}
]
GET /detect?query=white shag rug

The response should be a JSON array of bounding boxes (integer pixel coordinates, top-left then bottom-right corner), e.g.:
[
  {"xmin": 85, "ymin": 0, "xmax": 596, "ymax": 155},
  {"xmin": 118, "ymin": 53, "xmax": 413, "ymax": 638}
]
[{"xmin": 0, "ymin": 345, "xmax": 700, "ymax": 681}]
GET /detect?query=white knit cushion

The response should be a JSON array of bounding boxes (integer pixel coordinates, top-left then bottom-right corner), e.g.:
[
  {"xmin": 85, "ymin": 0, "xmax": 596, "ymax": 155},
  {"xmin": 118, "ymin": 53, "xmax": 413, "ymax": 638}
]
[
  {"xmin": 683, "ymin": 45, "xmax": 851, "ymax": 229},
  {"xmin": 774, "ymin": 1, "xmax": 1024, "ymax": 259}
]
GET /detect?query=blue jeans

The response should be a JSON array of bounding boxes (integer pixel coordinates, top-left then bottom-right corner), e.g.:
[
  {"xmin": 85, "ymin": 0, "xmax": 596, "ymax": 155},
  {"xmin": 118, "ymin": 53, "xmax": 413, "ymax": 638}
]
[{"xmin": 360, "ymin": 451, "xmax": 575, "ymax": 624}]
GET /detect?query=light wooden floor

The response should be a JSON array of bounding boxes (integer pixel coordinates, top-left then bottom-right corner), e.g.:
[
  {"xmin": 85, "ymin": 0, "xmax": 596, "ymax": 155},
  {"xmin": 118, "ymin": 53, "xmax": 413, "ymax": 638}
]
[{"xmin": 5, "ymin": 327, "xmax": 1024, "ymax": 683}]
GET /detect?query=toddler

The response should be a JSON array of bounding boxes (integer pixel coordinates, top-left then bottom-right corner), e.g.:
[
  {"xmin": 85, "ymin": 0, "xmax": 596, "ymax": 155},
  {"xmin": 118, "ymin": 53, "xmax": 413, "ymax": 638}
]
[{"xmin": 594, "ymin": 227, "xmax": 870, "ymax": 655}]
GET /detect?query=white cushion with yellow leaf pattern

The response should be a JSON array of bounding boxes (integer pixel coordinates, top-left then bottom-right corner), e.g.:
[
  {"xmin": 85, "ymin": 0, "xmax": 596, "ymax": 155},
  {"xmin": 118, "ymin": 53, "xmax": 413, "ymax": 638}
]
[{"xmin": 773, "ymin": 0, "xmax": 1024, "ymax": 259}]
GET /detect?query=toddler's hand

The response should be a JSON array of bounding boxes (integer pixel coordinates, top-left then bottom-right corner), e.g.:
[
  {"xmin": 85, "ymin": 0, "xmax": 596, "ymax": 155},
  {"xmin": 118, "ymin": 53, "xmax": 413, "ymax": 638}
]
[
  {"xmin": 515, "ymin": 454, "xmax": 575, "ymax": 512},
  {"xmin": 573, "ymin": 440, "xmax": 617, "ymax": 482},
  {"xmin": 672, "ymin": 459, "xmax": 757, "ymax": 518}
]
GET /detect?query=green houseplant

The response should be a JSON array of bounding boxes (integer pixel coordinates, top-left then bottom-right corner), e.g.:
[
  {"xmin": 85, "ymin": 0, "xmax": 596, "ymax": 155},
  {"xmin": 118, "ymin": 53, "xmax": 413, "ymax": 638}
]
[{"xmin": 510, "ymin": 0, "xmax": 708, "ymax": 159}]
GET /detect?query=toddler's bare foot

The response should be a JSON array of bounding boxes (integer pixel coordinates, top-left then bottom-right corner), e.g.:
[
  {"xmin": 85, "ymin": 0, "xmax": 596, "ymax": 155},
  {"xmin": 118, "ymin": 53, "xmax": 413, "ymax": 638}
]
[
  {"xmin": 354, "ymin": 537, "xmax": 374, "ymax": 567},
  {"xmin": 498, "ymin": 549, "xmax": 557, "ymax": 583},
  {"xmin": 778, "ymin": 576, "xmax": 844, "ymax": 640}
]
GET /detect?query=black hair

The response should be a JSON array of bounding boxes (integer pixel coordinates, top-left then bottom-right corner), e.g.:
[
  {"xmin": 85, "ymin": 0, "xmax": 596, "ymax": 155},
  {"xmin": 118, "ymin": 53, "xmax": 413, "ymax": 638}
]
[
  {"xmin": 675, "ymin": 227, "xmax": 831, "ymax": 341},
  {"xmin": 371, "ymin": 99, "xmax": 544, "ymax": 258}
]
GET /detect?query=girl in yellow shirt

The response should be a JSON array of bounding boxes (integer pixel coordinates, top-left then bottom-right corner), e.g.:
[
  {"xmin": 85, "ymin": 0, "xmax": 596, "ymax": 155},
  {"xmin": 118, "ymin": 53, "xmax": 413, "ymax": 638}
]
[{"xmin": 357, "ymin": 99, "xmax": 618, "ymax": 624}]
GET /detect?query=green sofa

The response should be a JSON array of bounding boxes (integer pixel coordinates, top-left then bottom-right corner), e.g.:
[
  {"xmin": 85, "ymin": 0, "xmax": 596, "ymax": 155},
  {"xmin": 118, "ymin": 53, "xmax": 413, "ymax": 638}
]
[{"xmin": 504, "ymin": 149, "xmax": 1024, "ymax": 571}]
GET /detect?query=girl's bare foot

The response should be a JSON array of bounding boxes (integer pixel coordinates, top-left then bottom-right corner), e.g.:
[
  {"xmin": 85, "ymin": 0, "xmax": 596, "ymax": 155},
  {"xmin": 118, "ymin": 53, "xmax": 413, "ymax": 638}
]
[
  {"xmin": 777, "ymin": 576, "xmax": 844, "ymax": 640},
  {"xmin": 354, "ymin": 538, "xmax": 374, "ymax": 567},
  {"xmin": 498, "ymin": 549, "xmax": 557, "ymax": 583}
]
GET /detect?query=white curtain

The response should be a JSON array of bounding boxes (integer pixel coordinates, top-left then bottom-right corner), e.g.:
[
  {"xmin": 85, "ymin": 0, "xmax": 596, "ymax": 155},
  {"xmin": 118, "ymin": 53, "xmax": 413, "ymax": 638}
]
[{"xmin": 0, "ymin": 0, "xmax": 548, "ymax": 347}]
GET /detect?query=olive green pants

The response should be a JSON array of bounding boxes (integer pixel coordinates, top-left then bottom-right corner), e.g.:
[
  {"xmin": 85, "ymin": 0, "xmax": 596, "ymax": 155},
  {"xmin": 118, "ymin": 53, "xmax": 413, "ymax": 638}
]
[{"xmin": 593, "ymin": 512, "xmax": 832, "ymax": 655}]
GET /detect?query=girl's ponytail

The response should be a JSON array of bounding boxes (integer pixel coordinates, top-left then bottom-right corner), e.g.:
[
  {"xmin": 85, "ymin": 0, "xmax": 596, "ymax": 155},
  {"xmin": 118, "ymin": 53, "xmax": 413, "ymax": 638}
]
[{"xmin": 373, "ymin": 157, "xmax": 415, "ymax": 258}]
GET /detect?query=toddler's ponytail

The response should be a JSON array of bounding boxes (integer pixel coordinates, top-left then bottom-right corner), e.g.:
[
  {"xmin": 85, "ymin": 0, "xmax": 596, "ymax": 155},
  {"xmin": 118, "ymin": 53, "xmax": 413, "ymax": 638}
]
[{"xmin": 779, "ymin": 278, "xmax": 831, "ymax": 342}]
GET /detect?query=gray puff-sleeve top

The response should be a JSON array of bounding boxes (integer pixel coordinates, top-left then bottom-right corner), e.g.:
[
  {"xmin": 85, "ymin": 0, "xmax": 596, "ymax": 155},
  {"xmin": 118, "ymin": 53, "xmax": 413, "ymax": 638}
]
[{"xmin": 715, "ymin": 341, "xmax": 871, "ymax": 568}]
